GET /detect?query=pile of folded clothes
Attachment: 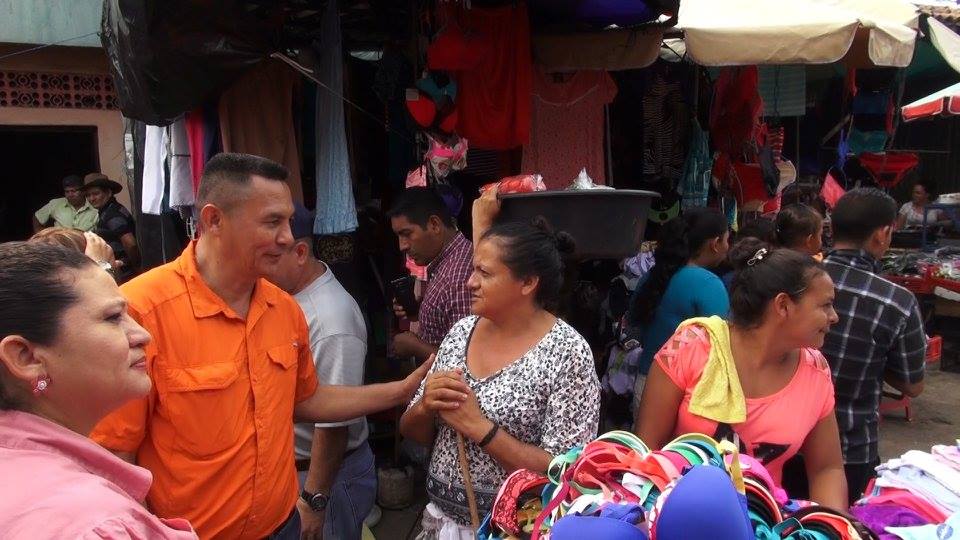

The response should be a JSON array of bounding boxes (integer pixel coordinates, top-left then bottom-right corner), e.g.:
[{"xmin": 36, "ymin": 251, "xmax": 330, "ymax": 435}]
[
  {"xmin": 851, "ymin": 441, "xmax": 960, "ymax": 539},
  {"xmin": 479, "ymin": 431, "xmax": 875, "ymax": 539}
]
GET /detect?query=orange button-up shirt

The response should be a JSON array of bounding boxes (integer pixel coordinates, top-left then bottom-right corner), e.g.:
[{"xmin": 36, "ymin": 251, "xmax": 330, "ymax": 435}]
[{"xmin": 91, "ymin": 242, "xmax": 318, "ymax": 539}]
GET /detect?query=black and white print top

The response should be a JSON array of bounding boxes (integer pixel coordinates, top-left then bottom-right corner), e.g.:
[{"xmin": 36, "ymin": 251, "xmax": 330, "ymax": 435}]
[{"xmin": 408, "ymin": 315, "xmax": 601, "ymax": 526}]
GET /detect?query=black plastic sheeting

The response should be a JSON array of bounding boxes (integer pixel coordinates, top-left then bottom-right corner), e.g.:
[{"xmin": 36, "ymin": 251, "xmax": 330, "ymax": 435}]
[{"xmin": 101, "ymin": 0, "xmax": 281, "ymax": 125}]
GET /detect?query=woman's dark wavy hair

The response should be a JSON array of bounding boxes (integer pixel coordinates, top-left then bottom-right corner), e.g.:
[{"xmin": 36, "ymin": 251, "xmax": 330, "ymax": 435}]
[
  {"xmin": 629, "ymin": 208, "xmax": 728, "ymax": 325},
  {"xmin": 481, "ymin": 216, "xmax": 576, "ymax": 311},
  {"xmin": 0, "ymin": 242, "xmax": 93, "ymax": 410}
]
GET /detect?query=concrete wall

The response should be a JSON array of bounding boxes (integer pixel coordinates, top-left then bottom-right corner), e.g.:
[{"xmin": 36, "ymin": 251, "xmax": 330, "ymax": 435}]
[
  {"xmin": 0, "ymin": 44, "xmax": 131, "ymax": 210},
  {"xmin": 0, "ymin": 0, "xmax": 102, "ymax": 47}
]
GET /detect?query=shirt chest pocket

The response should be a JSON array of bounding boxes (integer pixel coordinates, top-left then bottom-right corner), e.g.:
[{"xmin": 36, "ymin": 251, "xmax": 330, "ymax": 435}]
[
  {"xmin": 157, "ymin": 361, "xmax": 245, "ymax": 458},
  {"xmin": 267, "ymin": 343, "xmax": 300, "ymax": 370}
]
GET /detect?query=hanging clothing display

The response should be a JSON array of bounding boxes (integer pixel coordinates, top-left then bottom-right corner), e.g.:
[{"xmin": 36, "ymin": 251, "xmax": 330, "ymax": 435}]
[
  {"xmin": 141, "ymin": 124, "xmax": 166, "ymax": 216},
  {"xmin": 522, "ymin": 69, "xmax": 617, "ymax": 190},
  {"xmin": 679, "ymin": 119, "xmax": 712, "ymax": 210},
  {"xmin": 184, "ymin": 104, "xmax": 221, "ymax": 195},
  {"xmin": 758, "ymin": 66, "xmax": 806, "ymax": 117},
  {"xmin": 168, "ymin": 118, "xmax": 194, "ymax": 210},
  {"xmin": 710, "ymin": 67, "xmax": 763, "ymax": 158},
  {"xmin": 452, "ymin": 4, "xmax": 533, "ymax": 150},
  {"xmin": 642, "ymin": 64, "xmax": 690, "ymax": 187},
  {"xmin": 313, "ymin": 0, "xmax": 358, "ymax": 235},
  {"xmin": 219, "ymin": 59, "xmax": 304, "ymax": 203}
]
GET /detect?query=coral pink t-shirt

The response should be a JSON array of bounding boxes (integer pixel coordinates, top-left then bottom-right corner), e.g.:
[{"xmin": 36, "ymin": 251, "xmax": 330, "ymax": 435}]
[
  {"xmin": 522, "ymin": 69, "xmax": 618, "ymax": 190},
  {"xmin": 656, "ymin": 326, "xmax": 836, "ymax": 484}
]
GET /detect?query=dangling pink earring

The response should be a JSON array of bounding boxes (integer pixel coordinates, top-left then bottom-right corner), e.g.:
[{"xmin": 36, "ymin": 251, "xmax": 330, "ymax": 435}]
[{"xmin": 32, "ymin": 375, "xmax": 51, "ymax": 395}]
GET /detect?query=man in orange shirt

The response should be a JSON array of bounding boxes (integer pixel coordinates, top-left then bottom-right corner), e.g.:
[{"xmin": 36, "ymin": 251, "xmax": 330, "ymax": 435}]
[{"xmin": 91, "ymin": 153, "xmax": 450, "ymax": 539}]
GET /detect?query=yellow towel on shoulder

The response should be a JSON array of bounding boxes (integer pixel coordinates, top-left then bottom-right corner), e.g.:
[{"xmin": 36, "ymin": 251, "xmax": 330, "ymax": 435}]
[{"xmin": 679, "ymin": 316, "xmax": 746, "ymax": 424}]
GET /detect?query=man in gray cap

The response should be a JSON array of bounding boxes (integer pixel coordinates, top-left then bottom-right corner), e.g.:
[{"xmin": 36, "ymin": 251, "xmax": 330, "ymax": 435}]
[
  {"xmin": 33, "ymin": 175, "xmax": 98, "ymax": 232},
  {"xmin": 265, "ymin": 204, "xmax": 376, "ymax": 540}
]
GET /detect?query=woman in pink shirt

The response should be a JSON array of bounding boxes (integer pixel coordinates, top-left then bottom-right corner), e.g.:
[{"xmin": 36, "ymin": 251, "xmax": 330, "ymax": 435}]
[
  {"xmin": 0, "ymin": 242, "xmax": 196, "ymax": 539},
  {"xmin": 634, "ymin": 238, "xmax": 849, "ymax": 510}
]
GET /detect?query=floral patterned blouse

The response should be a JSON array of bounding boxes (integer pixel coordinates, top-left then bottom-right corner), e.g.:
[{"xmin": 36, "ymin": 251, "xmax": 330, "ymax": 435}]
[{"xmin": 408, "ymin": 315, "xmax": 601, "ymax": 525}]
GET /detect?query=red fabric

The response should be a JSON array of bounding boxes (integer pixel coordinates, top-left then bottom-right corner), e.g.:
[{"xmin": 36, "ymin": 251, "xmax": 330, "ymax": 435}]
[
  {"xmin": 858, "ymin": 152, "xmax": 919, "ymax": 188},
  {"xmin": 491, "ymin": 469, "xmax": 549, "ymax": 536},
  {"xmin": 184, "ymin": 108, "xmax": 205, "ymax": 195},
  {"xmin": 453, "ymin": 4, "xmax": 532, "ymax": 150},
  {"xmin": 406, "ymin": 92, "xmax": 437, "ymax": 128},
  {"xmin": 714, "ymin": 153, "xmax": 772, "ymax": 207},
  {"xmin": 522, "ymin": 70, "xmax": 617, "ymax": 189},
  {"xmin": 428, "ymin": 23, "xmax": 488, "ymax": 71},
  {"xmin": 709, "ymin": 67, "xmax": 762, "ymax": 157},
  {"xmin": 821, "ymin": 172, "xmax": 846, "ymax": 209}
]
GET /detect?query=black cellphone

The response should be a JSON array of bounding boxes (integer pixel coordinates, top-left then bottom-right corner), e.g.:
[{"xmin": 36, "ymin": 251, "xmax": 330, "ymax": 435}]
[{"xmin": 390, "ymin": 275, "xmax": 420, "ymax": 319}]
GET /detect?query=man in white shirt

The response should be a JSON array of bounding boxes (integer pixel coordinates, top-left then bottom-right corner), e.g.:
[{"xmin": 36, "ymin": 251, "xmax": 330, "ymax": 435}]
[{"xmin": 267, "ymin": 204, "xmax": 376, "ymax": 540}]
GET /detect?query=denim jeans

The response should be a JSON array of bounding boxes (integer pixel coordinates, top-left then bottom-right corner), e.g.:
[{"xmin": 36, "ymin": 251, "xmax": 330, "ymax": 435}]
[{"xmin": 298, "ymin": 442, "xmax": 378, "ymax": 540}]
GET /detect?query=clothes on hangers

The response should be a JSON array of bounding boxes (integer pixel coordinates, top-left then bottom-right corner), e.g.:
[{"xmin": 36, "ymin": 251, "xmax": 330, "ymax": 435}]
[
  {"xmin": 142, "ymin": 125, "xmax": 166, "ymax": 216},
  {"xmin": 679, "ymin": 119, "xmax": 712, "ymax": 210},
  {"xmin": 219, "ymin": 59, "xmax": 304, "ymax": 203},
  {"xmin": 452, "ymin": 3, "xmax": 532, "ymax": 150},
  {"xmin": 642, "ymin": 64, "xmax": 689, "ymax": 186},
  {"xmin": 710, "ymin": 66, "xmax": 762, "ymax": 158},
  {"xmin": 522, "ymin": 69, "xmax": 617, "ymax": 190},
  {"xmin": 313, "ymin": 0, "xmax": 358, "ymax": 235},
  {"xmin": 168, "ymin": 118, "xmax": 194, "ymax": 210},
  {"xmin": 858, "ymin": 152, "xmax": 919, "ymax": 188}
]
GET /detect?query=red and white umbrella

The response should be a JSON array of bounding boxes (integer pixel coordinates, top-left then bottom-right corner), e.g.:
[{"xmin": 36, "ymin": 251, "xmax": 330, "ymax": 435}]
[{"xmin": 901, "ymin": 82, "xmax": 960, "ymax": 122}]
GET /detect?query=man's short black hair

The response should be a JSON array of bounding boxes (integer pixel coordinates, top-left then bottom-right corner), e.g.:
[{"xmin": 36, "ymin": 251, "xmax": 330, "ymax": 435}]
[
  {"xmin": 62, "ymin": 175, "xmax": 83, "ymax": 190},
  {"xmin": 387, "ymin": 187, "xmax": 455, "ymax": 228},
  {"xmin": 831, "ymin": 187, "xmax": 898, "ymax": 245},
  {"xmin": 197, "ymin": 153, "xmax": 289, "ymax": 212}
]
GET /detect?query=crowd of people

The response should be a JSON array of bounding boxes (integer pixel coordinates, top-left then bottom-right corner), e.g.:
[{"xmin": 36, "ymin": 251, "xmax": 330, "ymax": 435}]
[{"xmin": 0, "ymin": 151, "xmax": 934, "ymax": 540}]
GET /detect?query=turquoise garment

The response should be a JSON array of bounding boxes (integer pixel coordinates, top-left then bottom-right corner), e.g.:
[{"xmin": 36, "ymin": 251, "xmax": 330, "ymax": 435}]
[{"xmin": 636, "ymin": 266, "xmax": 730, "ymax": 375}]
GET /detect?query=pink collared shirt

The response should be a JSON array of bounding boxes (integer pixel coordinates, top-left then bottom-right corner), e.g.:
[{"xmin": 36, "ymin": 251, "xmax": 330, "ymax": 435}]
[{"xmin": 0, "ymin": 410, "xmax": 196, "ymax": 539}]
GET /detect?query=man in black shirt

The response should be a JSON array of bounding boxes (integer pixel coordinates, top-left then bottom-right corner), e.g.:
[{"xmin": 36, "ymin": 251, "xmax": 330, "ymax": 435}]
[{"xmin": 83, "ymin": 173, "xmax": 139, "ymax": 281}]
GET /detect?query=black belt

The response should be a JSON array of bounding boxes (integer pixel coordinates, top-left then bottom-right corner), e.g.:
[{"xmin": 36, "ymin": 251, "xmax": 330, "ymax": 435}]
[{"xmin": 295, "ymin": 445, "xmax": 362, "ymax": 472}]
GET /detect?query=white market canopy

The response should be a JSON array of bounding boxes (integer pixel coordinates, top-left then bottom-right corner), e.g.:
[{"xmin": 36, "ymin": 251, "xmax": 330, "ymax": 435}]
[{"xmin": 678, "ymin": 0, "xmax": 920, "ymax": 67}]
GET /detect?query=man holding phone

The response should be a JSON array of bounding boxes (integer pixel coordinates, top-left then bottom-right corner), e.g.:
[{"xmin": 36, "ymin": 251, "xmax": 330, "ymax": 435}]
[{"xmin": 388, "ymin": 187, "xmax": 473, "ymax": 362}]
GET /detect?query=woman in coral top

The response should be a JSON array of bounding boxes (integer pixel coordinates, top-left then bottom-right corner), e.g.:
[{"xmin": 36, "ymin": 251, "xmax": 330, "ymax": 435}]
[
  {"xmin": 634, "ymin": 238, "xmax": 848, "ymax": 509},
  {"xmin": 0, "ymin": 242, "xmax": 196, "ymax": 539}
]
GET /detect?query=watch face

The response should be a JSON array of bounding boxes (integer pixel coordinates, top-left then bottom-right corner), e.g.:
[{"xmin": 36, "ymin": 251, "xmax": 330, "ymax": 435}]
[{"xmin": 310, "ymin": 493, "xmax": 328, "ymax": 511}]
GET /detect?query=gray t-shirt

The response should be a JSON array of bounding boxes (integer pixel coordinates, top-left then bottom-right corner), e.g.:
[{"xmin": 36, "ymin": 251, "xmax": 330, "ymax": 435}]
[{"xmin": 293, "ymin": 265, "xmax": 369, "ymax": 458}]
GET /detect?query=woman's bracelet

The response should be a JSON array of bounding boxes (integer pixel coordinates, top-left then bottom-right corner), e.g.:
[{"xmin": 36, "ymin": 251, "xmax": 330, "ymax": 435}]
[{"xmin": 478, "ymin": 423, "xmax": 499, "ymax": 448}]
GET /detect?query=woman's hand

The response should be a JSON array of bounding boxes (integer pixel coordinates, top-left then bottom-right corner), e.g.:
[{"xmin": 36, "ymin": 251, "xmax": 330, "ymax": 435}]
[
  {"xmin": 472, "ymin": 185, "xmax": 502, "ymax": 245},
  {"xmin": 83, "ymin": 231, "xmax": 116, "ymax": 267},
  {"xmin": 439, "ymin": 381, "xmax": 492, "ymax": 443},
  {"xmin": 422, "ymin": 367, "xmax": 470, "ymax": 413}
]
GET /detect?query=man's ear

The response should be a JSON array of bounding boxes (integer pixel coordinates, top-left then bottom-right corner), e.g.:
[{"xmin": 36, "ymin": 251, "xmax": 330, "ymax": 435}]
[
  {"xmin": 199, "ymin": 204, "xmax": 225, "ymax": 236},
  {"xmin": 426, "ymin": 215, "xmax": 445, "ymax": 234},
  {"xmin": 296, "ymin": 240, "xmax": 311, "ymax": 264}
]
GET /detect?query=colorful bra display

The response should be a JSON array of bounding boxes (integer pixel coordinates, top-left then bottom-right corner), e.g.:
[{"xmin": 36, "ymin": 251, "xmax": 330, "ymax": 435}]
[{"xmin": 478, "ymin": 431, "xmax": 878, "ymax": 540}]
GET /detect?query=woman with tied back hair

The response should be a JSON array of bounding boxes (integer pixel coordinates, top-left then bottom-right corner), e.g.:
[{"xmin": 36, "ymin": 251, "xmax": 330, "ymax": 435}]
[
  {"xmin": 0, "ymin": 242, "xmax": 197, "ymax": 539},
  {"xmin": 627, "ymin": 207, "xmax": 731, "ymax": 398},
  {"xmin": 635, "ymin": 238, "xmax": 847, "ymax": 509},
  {"xmin": 776, "ymin": 204, "xmax": 824, "ymax": 258},
  {"xmin": 400, "ymin": 217, "xmax": 601, "ymax": 539}
]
